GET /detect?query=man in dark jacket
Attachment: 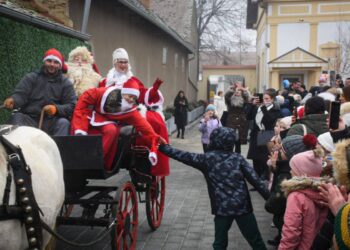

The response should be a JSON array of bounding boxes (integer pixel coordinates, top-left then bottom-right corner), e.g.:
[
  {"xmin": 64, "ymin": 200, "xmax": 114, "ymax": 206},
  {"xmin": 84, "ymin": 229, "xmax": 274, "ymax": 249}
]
[
  {"xmin": 159, "ymin": 127, "xmax": 269, "ymax": 250},
  {"xmin": 3, "ymin": 48, "xmax": 76, "ymax": 135}
]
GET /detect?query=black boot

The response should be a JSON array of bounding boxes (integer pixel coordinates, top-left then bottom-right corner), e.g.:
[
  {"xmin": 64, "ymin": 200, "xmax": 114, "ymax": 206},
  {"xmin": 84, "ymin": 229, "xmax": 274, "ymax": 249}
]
[
  {"xmin": 176, "ymin": 130, "xmax": 180, "ymax": 138},
  {"xmin": 181, "ymin": 129, "xmax": 185, "ymax": 139}
]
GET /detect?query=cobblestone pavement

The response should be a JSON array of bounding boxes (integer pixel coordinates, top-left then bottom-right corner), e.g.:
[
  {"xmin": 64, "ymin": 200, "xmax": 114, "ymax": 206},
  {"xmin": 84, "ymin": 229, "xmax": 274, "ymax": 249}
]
[{"xmin": 55, "ymin": 123, "xmax": 277, "ymax": 250}]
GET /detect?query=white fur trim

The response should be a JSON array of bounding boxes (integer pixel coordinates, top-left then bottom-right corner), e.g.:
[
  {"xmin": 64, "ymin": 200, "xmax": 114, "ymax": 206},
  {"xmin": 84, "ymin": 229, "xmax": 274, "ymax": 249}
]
[
  {"xmin": 144, "ymin": 88, "xmax": 164, "ymax": 107},
  {"xmin": 89, "ymin": 111, "xmax": 116, "ymax": 126},
  {"xmin": 148, "ymin": 152, "xmax": 158, "ymax": 166},
  {"xmin": 138, "ymin": 104, "xmax": 147, "ymax": 118},
  {"xmin": 74, "ymin": 129, "xmax": 88, "ymax": 135},
  {"xmin": 43, "ymin": 55, "xmax": 62, "ymax": 66},
  {"xmin": 121, "ymin": 88, "xmax": 140, "ymax": 98}
]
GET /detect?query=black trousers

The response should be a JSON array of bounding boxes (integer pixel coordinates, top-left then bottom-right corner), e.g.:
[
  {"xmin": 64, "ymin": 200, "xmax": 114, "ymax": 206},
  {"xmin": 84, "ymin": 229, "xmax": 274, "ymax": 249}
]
[{"xmin": 213, "ymin": 213, "xmax": 267, "ymax": 250}]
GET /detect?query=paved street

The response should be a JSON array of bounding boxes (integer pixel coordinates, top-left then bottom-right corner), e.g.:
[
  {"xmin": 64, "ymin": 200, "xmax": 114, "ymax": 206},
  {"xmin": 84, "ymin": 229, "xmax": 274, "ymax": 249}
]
[{"xmin": 56, "ymin": 123, "xmax": 276, "ymax": 250}]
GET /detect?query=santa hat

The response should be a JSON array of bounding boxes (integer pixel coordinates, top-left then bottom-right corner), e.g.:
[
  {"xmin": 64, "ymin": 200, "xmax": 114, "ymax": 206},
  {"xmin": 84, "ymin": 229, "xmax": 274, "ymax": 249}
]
[
  {"xmin": 121, "ymin": 77, "xmax": 140, "ymax": 98},
  {"xmin": 289, "ymin": 149, "xmax": 323, "ymax": 177},
  {"xmin": 144, "ymin": 78, "xmax": 164, "ymax": 107},
  {"xmin": 112, "ymin": 48, "xmax": 129, "ymax": 64},
  {"xmin": 43, "ymin": 48, "xmax": 64, "ymax": 68}
]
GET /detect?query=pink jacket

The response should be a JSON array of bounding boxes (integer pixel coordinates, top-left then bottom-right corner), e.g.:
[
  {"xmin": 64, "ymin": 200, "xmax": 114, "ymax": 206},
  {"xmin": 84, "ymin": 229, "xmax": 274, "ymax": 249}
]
[{"xmin": 278, "ymin": 189, "xmax": 328, "ymax": 250}]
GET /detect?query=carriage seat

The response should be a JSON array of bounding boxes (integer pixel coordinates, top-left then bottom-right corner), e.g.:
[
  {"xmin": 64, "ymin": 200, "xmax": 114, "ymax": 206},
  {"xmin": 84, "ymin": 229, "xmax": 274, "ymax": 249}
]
[{"xmin": 110, "ymin": 125, "xmax": 136, "ymax": 172}]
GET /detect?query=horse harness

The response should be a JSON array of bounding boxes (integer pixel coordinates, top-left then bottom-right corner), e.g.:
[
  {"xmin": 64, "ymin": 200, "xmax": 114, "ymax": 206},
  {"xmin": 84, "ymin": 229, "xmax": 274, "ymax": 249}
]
[{"xmin": 0, "ymin": 125, "xmax": 43, "ymax": 250}]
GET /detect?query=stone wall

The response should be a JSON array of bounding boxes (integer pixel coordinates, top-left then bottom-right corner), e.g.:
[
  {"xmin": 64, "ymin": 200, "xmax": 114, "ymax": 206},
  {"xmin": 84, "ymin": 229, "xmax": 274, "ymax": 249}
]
[{"xmin": 8, "ymin": 0, "xmax": 73, "ymax": 27}]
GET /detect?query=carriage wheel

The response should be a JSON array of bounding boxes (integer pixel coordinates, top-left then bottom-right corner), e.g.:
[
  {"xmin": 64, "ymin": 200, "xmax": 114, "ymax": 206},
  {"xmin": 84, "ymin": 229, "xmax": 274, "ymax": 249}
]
[
  {"xmin": 60, "ymin": 204, "xmax": 74, "ymax": 218},
  {"xmin": 146, "ymin": 176, "xmax": 165, "ymax": 230},
  {"xmin": 111, "ymin": 181, "xmax": 138, "ymax": 250}
]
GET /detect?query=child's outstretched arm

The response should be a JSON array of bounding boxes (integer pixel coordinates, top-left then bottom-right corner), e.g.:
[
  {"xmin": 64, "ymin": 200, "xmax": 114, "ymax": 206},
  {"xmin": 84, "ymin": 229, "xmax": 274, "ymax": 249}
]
[
  {"xmin": 159, "ymin": 144, "xmax": 206, "ymax": 171},
  {"xmin": 239, "ymin": 156, "xmax": 270, "ymax": 200}
]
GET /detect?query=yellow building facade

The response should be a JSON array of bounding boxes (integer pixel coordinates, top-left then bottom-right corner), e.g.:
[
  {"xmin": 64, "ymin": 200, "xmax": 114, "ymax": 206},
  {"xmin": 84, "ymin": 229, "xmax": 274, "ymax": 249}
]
[
  {"xmin": 247, "ymin": 0, "xmax": 350, "ymax": 90},
  {"xmin": 198, "ymin": 65, "xmax": 257, "ymax": 101}
]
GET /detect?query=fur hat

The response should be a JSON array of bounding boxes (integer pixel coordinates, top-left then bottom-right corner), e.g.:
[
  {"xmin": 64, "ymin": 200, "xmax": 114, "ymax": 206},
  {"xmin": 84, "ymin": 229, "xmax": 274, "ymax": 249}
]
[
  {"xmin": 68, "ymin": 46, "xmax": 93, "ymax": 64},
  {"xmin": 121, "ymin": 77, "xmax": 140, "ymax": 98},
  {"xmin": 332, "ymin": 139, "xmax": 350, "ymax": 190},
  {"xmin": 317, "ymin": 132, "xmax": 335, "ymax": 152},
  {"xmin": 112, "ymin": 48, "xmax": 129, "ymax": 64},
  {"xmin": 289, "ymin": 148, "xmax": 324, "ymax": 177},
  {"xmin": 282, "ymin": 134, "xmax": 317, "ymax": 160},
  {"xmin": 43, "ymin": 48, "xmax": 65, "ymax": 69},
  {"xmin": 334, "ymin": 203, "xmax": 350, "ymax": 250}
]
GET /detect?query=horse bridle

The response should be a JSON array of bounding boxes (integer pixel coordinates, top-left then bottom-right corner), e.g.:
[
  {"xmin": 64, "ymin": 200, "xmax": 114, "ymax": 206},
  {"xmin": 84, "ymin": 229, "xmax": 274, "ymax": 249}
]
[{"xmin": 0, "ymin": 126, "xmax": 43, "ymax": 250}]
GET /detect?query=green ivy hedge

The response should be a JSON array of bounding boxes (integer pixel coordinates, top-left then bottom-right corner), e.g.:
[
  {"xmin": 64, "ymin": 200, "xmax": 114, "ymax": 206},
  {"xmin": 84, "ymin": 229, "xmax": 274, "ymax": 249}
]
[{"xmin": 0, "ymin": 16, "xmax": 89, "ymax": 123}]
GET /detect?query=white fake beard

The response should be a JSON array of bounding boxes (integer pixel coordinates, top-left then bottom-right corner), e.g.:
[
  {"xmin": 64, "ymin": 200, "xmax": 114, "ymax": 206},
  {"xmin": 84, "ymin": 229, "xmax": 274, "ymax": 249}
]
[
  {"xmin": 67, "ymin": 63, "xmax": 93, "ymax": 82},
  {"xmin": 121, "ymin": 98, "xmax": 134, "ymax": 111}
]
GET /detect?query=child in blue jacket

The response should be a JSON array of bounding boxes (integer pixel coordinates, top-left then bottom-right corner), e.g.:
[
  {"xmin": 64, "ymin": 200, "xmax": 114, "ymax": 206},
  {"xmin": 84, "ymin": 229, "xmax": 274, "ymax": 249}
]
[{"xmin": 159, "ymin": 127, "xmax": 269, "ymax": 250}]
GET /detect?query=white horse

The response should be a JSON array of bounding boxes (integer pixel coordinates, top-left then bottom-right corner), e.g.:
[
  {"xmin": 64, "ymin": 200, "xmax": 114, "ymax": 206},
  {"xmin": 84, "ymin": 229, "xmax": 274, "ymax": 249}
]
[{"xmin": 0, "ymin": 126, "xmax": 65, "ymax": 250}]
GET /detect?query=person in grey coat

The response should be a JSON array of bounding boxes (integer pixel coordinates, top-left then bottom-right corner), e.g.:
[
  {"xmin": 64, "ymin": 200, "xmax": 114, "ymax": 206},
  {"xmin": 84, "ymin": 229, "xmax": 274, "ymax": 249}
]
[
  {"xmin": 3, "ymin": 48, "xmax": 76, "ymax": 135},
  {"xmin": 159, "ymin": 127, "xmax": 269, "ymax": 250}
]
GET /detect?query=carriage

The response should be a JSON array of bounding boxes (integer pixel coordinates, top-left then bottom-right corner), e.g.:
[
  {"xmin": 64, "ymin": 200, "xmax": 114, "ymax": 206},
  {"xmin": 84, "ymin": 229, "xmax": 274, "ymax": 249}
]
[{"xmin": 52, "ymin": 125, "xmax": 166, "ymax": 249}]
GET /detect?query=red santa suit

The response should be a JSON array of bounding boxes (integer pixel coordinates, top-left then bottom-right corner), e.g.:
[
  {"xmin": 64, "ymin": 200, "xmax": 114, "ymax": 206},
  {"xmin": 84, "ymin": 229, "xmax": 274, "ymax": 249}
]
[
  {"xmin": 71, "ymin": 77, "xmax": 160, "ymax": 170},
  {"xmin": 137, "ymin": 79, "xmax": 170, "ymax": 176}
]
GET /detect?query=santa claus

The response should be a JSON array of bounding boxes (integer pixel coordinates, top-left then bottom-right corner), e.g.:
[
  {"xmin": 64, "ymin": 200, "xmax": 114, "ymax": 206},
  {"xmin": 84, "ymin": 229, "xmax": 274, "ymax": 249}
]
[
  {"xmin": 98, "ymin": 48, "xmax": 169, "ymax": 176},
  {"xmin": 66, "ymin": 46, "xmax": 102, "ymax": 97},
  {"xmin": 71, "ymin": 77, "xmax": 161, "ymax": 170}
]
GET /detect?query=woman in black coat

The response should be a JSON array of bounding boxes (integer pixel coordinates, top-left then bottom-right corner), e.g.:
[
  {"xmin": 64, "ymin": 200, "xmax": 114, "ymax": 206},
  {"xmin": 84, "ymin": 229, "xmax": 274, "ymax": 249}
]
[
  {"xmin": 246, "ymin": 88, "xmax": 280, "ymax": 181},
  {"xmin": 174, "ymin": 90, "xmax": 188, "ymax": 138}
]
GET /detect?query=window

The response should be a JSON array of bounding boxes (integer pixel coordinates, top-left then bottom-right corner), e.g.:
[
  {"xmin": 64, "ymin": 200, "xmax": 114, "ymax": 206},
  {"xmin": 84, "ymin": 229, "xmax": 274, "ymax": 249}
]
[{"xmin": 162, "ymin": 47, "xmax": 167, "ymax": 64}]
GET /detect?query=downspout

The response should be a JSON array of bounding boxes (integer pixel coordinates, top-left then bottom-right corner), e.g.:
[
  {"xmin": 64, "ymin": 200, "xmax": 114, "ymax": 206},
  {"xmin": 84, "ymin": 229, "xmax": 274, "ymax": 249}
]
[{"xmin": 81, "ymin": 0, "xmax": 91, "ymax": 33}]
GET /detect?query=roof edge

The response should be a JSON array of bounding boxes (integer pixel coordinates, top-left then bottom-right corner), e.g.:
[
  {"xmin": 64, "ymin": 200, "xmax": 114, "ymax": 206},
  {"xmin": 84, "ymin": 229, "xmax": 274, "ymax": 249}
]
[
  {"xmin": 268, "ymin": 47, "xmax": 328, "ymax": 64},
  {"xmin": 0, "ymin": 5, "xmax": 91, "ymax": 41},
  {"xmin": 203, "ymin": 64, "xmax": 256, "ymax": 69},
  {"xmin": 117, "ymin": 0, "xmax": 195, "ymax": 53}
]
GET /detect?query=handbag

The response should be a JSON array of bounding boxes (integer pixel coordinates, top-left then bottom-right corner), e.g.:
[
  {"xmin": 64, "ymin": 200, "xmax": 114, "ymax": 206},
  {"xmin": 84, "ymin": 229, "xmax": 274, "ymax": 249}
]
[{"xmin": 257, "ymin": 130, "xmax": 275, "ymax": 147}]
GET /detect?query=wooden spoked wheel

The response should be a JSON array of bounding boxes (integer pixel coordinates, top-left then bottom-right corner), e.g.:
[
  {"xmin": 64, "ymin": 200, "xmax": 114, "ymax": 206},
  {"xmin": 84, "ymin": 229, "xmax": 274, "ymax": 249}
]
[
  {"xmin": 111, "ymin": 181, "xmax": 138, "ymax": 250},
  {"xmin": 145, "ymin": 176, "xmax": 165, "ymax": 230}
]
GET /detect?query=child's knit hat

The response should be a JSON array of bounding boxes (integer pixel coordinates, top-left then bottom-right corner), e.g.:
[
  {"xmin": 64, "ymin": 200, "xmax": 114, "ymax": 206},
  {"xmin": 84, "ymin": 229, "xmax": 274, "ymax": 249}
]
[
  {"xmin": 206, "ymin": 104, "xmax": 216, "ymax": 112},
  {"xmin": 289, "ymin": 148, "xmax": 323, "ymax": 177},
  {"xmin": 334, "ymin": 203, "xmax": 350, "ymax": 250},
  {"xmin": 282, "ymin": 134, "xmax": 317, "ymax": 160}
]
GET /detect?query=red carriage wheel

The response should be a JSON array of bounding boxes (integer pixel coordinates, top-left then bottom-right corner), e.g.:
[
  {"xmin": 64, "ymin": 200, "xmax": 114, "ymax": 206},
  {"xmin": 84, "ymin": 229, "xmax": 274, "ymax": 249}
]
[
  {"xmin": 111, "ymin": 181, "xmax": 138, "ymax": 250},
  {"xmin": 60, "ymin": 204, "xmax": 74, "ymax": 218},
  {"xmin": 146, "ymin": 176, "xmax": 165, "ymax": 230}
]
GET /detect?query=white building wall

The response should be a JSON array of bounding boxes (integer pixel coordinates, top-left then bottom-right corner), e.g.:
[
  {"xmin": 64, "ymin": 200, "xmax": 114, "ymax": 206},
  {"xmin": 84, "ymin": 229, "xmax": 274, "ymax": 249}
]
[{"xmin": 277, "ymin": 23, "xmax": 310, "ymax": 56}]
